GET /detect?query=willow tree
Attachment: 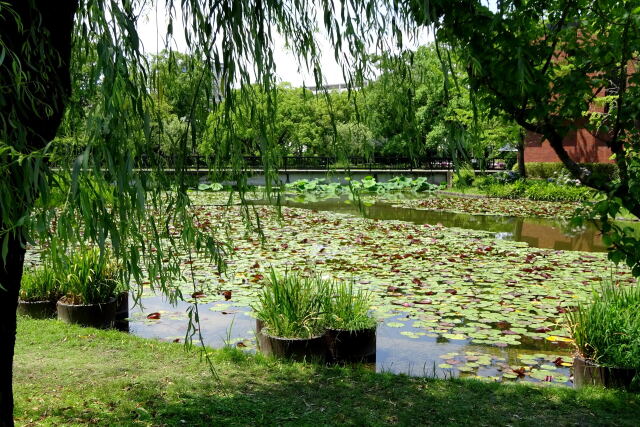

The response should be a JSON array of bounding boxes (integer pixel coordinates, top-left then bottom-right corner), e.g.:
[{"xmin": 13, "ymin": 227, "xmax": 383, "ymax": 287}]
[{"xmin": 0, "ymin": 0, "xmax": 386, "ymax": 424}]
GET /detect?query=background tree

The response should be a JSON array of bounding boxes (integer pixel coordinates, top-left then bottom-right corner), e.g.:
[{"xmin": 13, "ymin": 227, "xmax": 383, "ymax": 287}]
[
  {"xmin": 405, "ymin": 0, "xmax": 640, "ymax": 273},
  {"xmin": 364, "ymin": 45, "xmax": 520, "ymax": 163}
]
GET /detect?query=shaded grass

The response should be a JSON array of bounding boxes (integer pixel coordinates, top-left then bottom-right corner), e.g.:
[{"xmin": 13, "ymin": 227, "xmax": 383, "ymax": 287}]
[{"xmin": 14, "ymin": 317, "xmax": 640, "ymax": 426}]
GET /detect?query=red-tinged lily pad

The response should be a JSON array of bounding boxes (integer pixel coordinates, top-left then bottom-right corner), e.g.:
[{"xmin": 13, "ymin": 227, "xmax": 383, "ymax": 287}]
[
  {"xmin": 221, "ymin": 290, "xmax": 232, "ymax": 300},
  {"xmin": 415, "ymin": 299, "xmax": 433, "ymax": 305},
  {"xmin": 445, "ymin": 289, "xmax": 457, "ymax": 295},
  {"xmin": 146, "ymin": 312, "xmax": 161, "ymax": 320},
  {"xmin": 191, "ymin": 291, "xmax": 206, "ymax": 298}
]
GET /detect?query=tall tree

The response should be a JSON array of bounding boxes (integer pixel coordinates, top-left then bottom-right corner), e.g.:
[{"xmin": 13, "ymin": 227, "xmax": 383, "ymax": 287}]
[
  {"xmin": 0, "ymin": 1, "xmax": 382, "ymax": 424},
  {"xmin": 405, "ymin": 0, "xmax": 640, "ymax": 272}
]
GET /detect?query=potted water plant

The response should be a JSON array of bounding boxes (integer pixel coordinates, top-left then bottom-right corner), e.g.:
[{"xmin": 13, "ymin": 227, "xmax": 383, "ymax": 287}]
[
  {"xmin": 567, "ymin": 281, "xmax": 640, "ymax": 390},
  {"xmin": 253, "ymin": 270, "xmax": 329, "ymax": 361},
  {"xmin": 17, "ymin": 265, "xmax": 62, "ymax": 319},
  {"xmin": 56, "ymin": 248, "xmax": 121, "ymax": 329},
  {"xmin": 323, "ymin": 281, "xmax": 377, "ymax": 362}
]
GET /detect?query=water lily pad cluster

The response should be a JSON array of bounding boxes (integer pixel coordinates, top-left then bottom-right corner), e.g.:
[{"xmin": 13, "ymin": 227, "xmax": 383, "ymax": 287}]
[
  {"xmin": 390, "ymin": 196, "xmax": 582, "ymax": 219},
  {"xmin": 286, "ymin": 176, "xmax": 439, "ymax": 195},
  {"xmin": 438, "ymin": 351, "xmax": 573, "ymax": 385},
  {"xmin": 163, "ymin": 203, "xmax": 633, "ymax": 351}
]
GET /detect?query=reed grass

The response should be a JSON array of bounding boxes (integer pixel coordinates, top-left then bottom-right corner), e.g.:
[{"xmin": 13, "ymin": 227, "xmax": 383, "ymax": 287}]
[
  {"xmin": 567, "ymin": 281, "xmax": 640, "ymax": 369},
  {"xmin": 253, "ymin": 269, "xmax": 328, "ymax": 339},
  {"xmin": 19, "ymin": 265, "xmax": 63, "ymax": 302},
  {"xmin": 61, "ymin": 248, "xmax": 120, "ymax": 305},
  {"xmin": 323, "ymin": 281, "xmax": 376, "ymax": 331}
]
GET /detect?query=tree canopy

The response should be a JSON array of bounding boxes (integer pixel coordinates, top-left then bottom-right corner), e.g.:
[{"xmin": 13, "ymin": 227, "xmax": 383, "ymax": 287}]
[{"xmin": 2, "ymin": 1, "xmax": 640, "ymax": 425}]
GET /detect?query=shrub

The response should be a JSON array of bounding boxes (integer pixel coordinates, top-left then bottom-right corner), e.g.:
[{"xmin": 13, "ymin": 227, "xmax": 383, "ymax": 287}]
[
  {"xmin": 485, "ymin": 180, "xmax": 595, "ymax": 202},
  {"xmin": 323, "ymin": 281, "xmax": 375, "ymax": 331},
  {"xmin": 61, "ymin": 248, "xmax": 121, "ymax": 305},
  {"xmin": 253, "ymin": 270, "xmax": 329, "ymax": 338},
  {"xmin": 567, "ymin": 281, "xmax": 640, "ymax": 370},
  {"xmin": 522, "ymin": 181, "xmax": 595, "ymax": 202},
  {"xmin": 516, "ymin": 162, "xmax": 619, "ymax": 181},
  {"xmin": 19, "ymin": 266, "xmax": 63, "ymax": 302},
  {"xmin": 453, "ymin": 164, "xmax": 476, "ymax": 188}
]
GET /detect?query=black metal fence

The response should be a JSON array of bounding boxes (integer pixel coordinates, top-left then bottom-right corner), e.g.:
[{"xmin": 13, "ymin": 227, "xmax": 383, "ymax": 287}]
[{"xmin": 136, "ymin": 155, "xmax": 507, "ymax": 171}]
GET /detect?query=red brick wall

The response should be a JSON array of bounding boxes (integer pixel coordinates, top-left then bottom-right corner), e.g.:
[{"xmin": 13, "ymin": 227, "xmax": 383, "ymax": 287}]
[{"xmin": 524, "ymin": 129, "xmax": 614, "ymax": 163}]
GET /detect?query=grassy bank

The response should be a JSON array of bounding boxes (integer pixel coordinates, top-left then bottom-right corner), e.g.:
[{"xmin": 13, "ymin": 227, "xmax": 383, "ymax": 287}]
[{"xmin": 13, "ymin": 317, "xmax": 640, "ymax": 426}]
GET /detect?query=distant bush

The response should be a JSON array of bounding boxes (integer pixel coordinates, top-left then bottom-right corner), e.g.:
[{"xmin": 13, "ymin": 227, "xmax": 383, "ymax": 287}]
[
  {"xmin": 453, "ymin": 164, "xmax": 476, "ymax": 188},
  {"xmin": 515, "ymin": 162, "xmax": 619, "ymax": 181},
  {"xmin": 485, "ymin": 180, "xmax": 595, "ymax": 202}
]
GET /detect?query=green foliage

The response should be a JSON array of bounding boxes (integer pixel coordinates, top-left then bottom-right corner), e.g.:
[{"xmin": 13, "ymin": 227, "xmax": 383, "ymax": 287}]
[
  {"xmin": 518, "ymin": 163, "xmax": 620, "ymax": 181},
  {"xmin": 485, "ymin": 180, "xmax": 595, "ymax": 202},
  {"xmin": 409, "ymin": 0, "xmax": 640, "ymax": 274},
  {"xmin": 452, "ymin": 164, "xmax": 475, "ymax": 188},
  {"xmin": 60, "ymin": 248, "xmax": 121, "ymax": 305},
  {"xmin": 365, "ymin": 45, "xmax": 520, "ymax": 160},
  {"xmin": 335, "ymin": 122, "xmax": 375, "ymax": 158},
  {"xmin": 323, "ymin": 281, "xmax": 375, "ymax": 331},
  {"xmin": 199, "ymin": 84, "xmax": 356, "ymax": 159},
  {"xmin": 19, "ymin": 266, "xmax": 63, "ymax": 303},
  {"xmin": 567, "ymin": 281, "xmax": 640, "ymax": 371},
  {"xmin": 285, "ymin": 177, "xmax": 438, "ymax": 196},
  {"xmin": 197, "ymin": 183, "xmax": 224, "ymax": 192},
  {"xmin": 253, "ymin": 270, "xmax": 328, "ymax": 339}
]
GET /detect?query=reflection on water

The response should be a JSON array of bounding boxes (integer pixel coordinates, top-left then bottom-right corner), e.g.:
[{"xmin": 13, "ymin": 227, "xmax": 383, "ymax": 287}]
[{"xmin": 273, "ymin": 196, "xmax": 617, "ymax": 252}]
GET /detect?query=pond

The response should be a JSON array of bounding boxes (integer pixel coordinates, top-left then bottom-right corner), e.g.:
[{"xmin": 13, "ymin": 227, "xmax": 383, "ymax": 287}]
[
  {"xmin": 120, "ymin": 193, "xmax": 636, "ymax": 387},
  {"xmin": 274, "ymin": 195, "xmax": 611, "ymax": 252}
]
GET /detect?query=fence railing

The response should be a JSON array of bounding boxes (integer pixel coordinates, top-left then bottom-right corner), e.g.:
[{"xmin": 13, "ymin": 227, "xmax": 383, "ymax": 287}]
[{"xmin": 136, "ymin": 155, "xmax": 507, "ymax": 171}]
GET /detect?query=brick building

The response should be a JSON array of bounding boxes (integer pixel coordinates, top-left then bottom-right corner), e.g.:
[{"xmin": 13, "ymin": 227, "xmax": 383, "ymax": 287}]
[
  {"xmin": 524, "ymin": 126, "xmax": 614, "ymax": 163},
  {"xmin": 523, "ymin": 60, "xmax": 636, "ymax": 164}
]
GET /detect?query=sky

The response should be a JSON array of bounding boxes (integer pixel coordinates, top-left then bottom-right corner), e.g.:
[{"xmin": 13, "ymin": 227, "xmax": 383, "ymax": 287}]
[{"xmin": 136, "ymin": 3, "xmax": 434, "ymax": 88}]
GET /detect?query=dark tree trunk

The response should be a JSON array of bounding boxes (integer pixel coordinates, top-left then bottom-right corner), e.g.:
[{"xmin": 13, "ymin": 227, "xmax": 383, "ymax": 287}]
[
  {"xmin": 0, "ymin": 234, "xmax": 26, "ymax": 427},
  {"xmin": 0, "ymin": 1, "xmax": 78, "ymax": 425},
  {"xmin": 517, "ymin": 129, "xmax": 526, "ymax": 178}
]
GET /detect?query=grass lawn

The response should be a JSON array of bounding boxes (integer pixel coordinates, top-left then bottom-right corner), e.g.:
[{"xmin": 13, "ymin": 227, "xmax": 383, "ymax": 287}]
[{"xmin": 13, "ymin": 317, "xmax": 640, "ymax": 426}]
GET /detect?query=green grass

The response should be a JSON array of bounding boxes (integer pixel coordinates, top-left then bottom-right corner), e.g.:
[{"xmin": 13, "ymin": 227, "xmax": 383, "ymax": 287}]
[
  {"xmin": 13, "ymin": 317, "xmax": 640, "ymax": 426},
  {"xmin": 19, "ymin": 266, "xmax": 62, "ymax": 302},
  {"xmin": 323, "ymin": 281, "xmax": 376, "ymax": 331},
  {"xmin": 567, "ymin": 282, "xmax": 640, "ymax": 370},
  {"xmin": 253, "ymin": 270, "xmax": 328, "ymax": 338}
]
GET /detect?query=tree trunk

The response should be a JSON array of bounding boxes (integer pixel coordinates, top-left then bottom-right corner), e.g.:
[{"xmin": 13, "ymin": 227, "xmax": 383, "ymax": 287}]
[
  {"xmin": 517, "ymin": 129, "xmax": 526, "ymax": 178},
  {"xmin": 0, "ymin": 233, "xmax": 26, "ymax": 427},
  {"xmin": 0, "ymin": 2, "xmax": 78, "ymax": 425}
]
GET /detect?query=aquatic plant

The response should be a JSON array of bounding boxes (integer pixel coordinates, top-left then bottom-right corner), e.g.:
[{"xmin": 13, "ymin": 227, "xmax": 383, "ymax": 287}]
[
  {"xmin": 253, "ymin": 270, "xmax": 328, "ymax": 339},
  {"xmin": 19, "ymin": 266, "xmax": 63, "ymax": 302},
  {"xmin": 323, "ymin": 281, "xmax": 376, "ymax": 331},
  {"xmin": 567, "ymin": 281, "xmax": 640, "ymax": 369},
  {"xmin": 61, "ymin": 248, "xmax": 121, "ymax": 305}
]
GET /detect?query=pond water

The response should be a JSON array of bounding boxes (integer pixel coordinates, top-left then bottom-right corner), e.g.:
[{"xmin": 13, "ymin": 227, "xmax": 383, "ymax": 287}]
[
  {"xmin": 120, "ymin": 193, "xmax": 635, "ymax": 387},
  {"xmin": 274, "ymin": 195, "xmax": 610, "ymax": 252}
]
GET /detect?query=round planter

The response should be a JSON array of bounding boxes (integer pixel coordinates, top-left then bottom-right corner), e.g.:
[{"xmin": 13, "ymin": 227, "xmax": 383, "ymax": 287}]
[
  {"xmin": 57, "ymin": 297, "xmax": 117, "ymax": 329},
  {"xmin": 115, "ymin": 292, "xmax": 129, "ymax": 321},
  {"xmin": 114, "ymin": 292, "xmax": 130, "ymax": 331},
  {"xmin": 325, "ymin": 326, "xmax": 377, "ymax": 363},
  {"xmin": 17, "ymin": 300, "xmax": 57, "ymax": 319},
  {"xmin": 573, "ymin": 356, "xmax": 638, "ymax": 390},
  {"xmin": 257, "ymin": 328, "xmax": 328, "ymax": 362}
]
